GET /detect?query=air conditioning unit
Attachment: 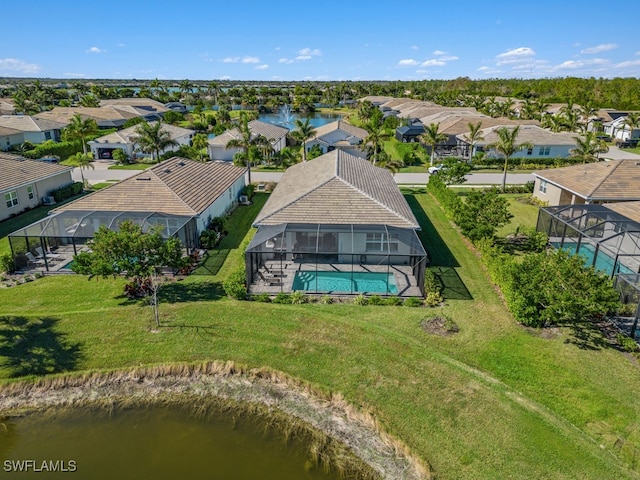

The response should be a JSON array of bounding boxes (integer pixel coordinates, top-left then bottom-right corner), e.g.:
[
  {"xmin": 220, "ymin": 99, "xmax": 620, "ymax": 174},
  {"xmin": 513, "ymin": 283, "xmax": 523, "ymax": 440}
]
[
  {"xmin": 41, "ymin": 196, "xmax": 56, "ymax": 205},
  {"xmin": 239, "ymin": 194, "xmax": 250, "ymax": 205}
]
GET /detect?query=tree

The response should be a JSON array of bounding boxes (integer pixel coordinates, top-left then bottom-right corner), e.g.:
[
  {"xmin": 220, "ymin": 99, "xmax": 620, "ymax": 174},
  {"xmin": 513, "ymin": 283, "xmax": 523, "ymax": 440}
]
[
  {"xmin": 63, "ymin": 114, "xmax": 99, "ymax": 155},
  {"xmin": 461, "ymin": 121, "xmax": 484, "ymax": 161},
  {"xmin": 191, "ymin": 133, "xmax": 209, "ymax": 162},
  {"xmin": 486, "ymin": 126, "xmax": 532, "ymax": 191},
  {"xmin": 111, "ymin": 148, "xmax": 130, "ymax": 165},
  {"xmin": 454, "ymin": 188, "xmax": 512, "ymax": 242},
  {"xmin": 436, "ymin": 159, "xmax": 472, "ymax": 185},
  {"xmin": 419, "ymin": 123, "xmax": 448, "ymax": 166},
  {"xmin": 225, "ymin": 114, "xmax": 269, "ymax": 184},
  {"xmin": 72, "ymin": 221, "xmax": 188, "ymax": 327},
  {"xmin": 134, "ymin": 121, "xmax": 178, "ymax": 162},
  {"xmin": 570, "ymin": 132, "xmax": 608, "ymax": 163},
  {"xmin": 623, "ymin": 112, "xmax": 640, "ymax": 140},
  {"xmin": 291, "ymin": 118, "xmax": 317, "ymax": 162},
  {"xmin": 79, "ymin": 95, "xmax": 100, "ymax": 108},
  {"xmin": 68, "ymin": 152, "xmax": 94, "ymax": 188}
]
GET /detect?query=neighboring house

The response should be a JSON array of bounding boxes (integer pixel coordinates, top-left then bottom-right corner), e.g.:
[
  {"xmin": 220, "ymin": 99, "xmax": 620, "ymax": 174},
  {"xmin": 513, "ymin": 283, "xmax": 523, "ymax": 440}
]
[
  {"xmin": 0, "ymin": 152, "xmax": 73, "ymax": 221},
  {"xmin": 0, "ymin": 115, "xmax": 66, "ymax": 150},
  {"xmin": 165, "ymin": 102, "xmax": 187, "ymax": 113},
  {"xmin": 34, "ymin": 98, "xmax": 168, "ymax": 129},
  {"xmin": 600, "ymin": 112, "xmax": 640, "ymax": 141},
  {"xmin": 304, "ymin": 120, "xmax": 368, "ymax": 157},
  {"xmin": 395, "ymin": 120, "xmax": 425, "ymax": 143},
  {"xmin": 532, "ymin": 159, "xmax": 640, "ymax": 206},
  {"xmin": 207, "ymin": 120, "xmax": 288, "ymax": 161},
  {"xmin": 0, "ymin": 98, "xmax": 14, "ymax": 115},
  {"xmin": 245, "ymin": 150, "xmax": 428, "ymax": 297},
  {"xmin": 459, "ymin": 124, "xmax": 577, "ymax": 160},
  {"xmin": 8, "ymin": 157, "xmax": 246, "ymax": 272},
  {"xmin": 88, "ymin": 122, "xmax": 195, "ymax": 160}
]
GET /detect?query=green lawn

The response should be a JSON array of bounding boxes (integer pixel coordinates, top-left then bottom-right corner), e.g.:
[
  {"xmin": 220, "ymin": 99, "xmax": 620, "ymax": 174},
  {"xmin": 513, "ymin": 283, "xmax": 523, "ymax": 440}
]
[
  {"xmin": 108, "ymin": 163, "xmax": 152, "ymax": 170},
  {"xmin": 1, "ymin": 191, "xmax": 640, "ymax": 479}
]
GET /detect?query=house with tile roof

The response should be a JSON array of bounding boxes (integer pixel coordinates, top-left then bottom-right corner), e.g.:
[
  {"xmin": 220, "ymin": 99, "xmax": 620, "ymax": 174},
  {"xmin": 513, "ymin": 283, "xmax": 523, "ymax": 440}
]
[
  {"xmin": 0, "ymin": 115, "xmax": 67, "ymax": 150},
  {"xmin": 304, "ymin": 120, "xmax": 368, "ymax": 158},
  {"xmin": 88, "ymin": 122, "xmax": 194, "ymax": 160},
  {"xmin": 245, "ymin": 150, "xmax": 428, "ymax": 297},
  {"xmin": 207, "ymin": 120, "xmax": 288, "ymax": 161},
  {"xmin": 0, "ymin": 152, "xmax": 73, "ymax": 221},
  {"xmin": 532, "ymin": 159, "xmax": 640, "ymax": 206}
]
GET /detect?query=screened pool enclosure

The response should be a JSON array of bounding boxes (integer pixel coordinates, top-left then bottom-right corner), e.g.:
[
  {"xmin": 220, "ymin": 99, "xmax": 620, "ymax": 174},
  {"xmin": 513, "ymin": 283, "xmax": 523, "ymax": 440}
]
[
  {"xmin": 536, "ymin": 204, "xmax": 640, "ymax": 277},
  {"xmin": 245, "ymin": 223, "xmax": 428, "ymax": 296},
  {"xmin": 8, "ymin": 210, "xmax": 197, "ymax": 272}
]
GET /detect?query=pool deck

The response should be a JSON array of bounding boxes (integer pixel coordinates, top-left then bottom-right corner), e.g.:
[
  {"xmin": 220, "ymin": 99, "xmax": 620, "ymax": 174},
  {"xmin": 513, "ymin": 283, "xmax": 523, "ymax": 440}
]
[{"xmin": 249, "ymin": 261, "xmax": 423, "ymax": 297}]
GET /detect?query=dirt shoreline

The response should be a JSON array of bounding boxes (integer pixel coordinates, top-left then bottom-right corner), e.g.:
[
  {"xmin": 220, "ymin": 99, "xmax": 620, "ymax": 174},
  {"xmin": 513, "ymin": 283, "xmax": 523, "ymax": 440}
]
[{"xmin": 0, "ymin": 361, "xmax": 430, "ymax": 480}]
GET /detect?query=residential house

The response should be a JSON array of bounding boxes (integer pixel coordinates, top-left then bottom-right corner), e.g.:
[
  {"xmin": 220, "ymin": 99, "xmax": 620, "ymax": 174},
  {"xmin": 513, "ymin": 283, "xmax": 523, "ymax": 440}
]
[
  {"xmin": 245, "ymin": 150, "xmax": 428, "ymax": 297},
  {"xmin": 207, "ymin": 120, "xmax": 288, "ymax": 161},
  {"xmin": 0, "ymin": 115, "xmax": 66, "ymax": 151},
  {"xmin": 532, "ymin": 159, "xmax": 640, "ymax": 206},
  {"xmin": 88, "ymin": 122, "xmax": 195, "ymax": 160},
  {"xmin": 304, "ymin": 120, "xmax": 368, "ymax": 157},
  {"xmin": 8, "ymin": 157, "xmax": 246, "ymax": 271},
  {"xmin": 0, "ymin": 152, "xmax": 73, "ymax": 221},
  {"xmin": 395, "ymin": 120, "xmax": 425, "ymax": 143}
]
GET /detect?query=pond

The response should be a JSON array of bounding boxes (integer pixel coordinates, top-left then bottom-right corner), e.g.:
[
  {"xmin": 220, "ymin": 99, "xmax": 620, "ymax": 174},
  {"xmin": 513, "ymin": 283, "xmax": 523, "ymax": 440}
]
[
  {"xmin": 1, "ymin": 402, "xmax": 368, "ymax": 480},
  {"xmin": 257, "ymin": 111, "xmax": 342, "ymax": 131}
]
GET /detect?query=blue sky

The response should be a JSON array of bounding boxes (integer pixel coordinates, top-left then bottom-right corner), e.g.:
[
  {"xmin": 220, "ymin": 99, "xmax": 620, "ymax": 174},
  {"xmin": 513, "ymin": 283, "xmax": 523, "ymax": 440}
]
[{"xmin": 2, "ymin": 1, "xmax": 639, "ymax": 81}]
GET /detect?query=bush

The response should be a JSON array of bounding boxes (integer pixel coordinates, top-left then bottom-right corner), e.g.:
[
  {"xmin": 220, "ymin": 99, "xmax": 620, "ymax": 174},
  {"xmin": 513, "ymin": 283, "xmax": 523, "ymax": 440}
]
[
  {"xmin": 272, "ymin": 292, "xmax": 292, "ymax": 304},
  {"xmin": 50, "ymin": 182, "xmax": 84, "ymax": 202},
  {"xmin": 199, "ymin": 229, "xmax": 222, "ymax": 249},
  {"xmin": 319, "ymin": 295, "xmax": 333, "ymax": 305},
  {"xmin": 367, "ymin": 294, "xmax": 384, "ymax": 305},
  {"xmin": 424, "ymin": 269, "xmax": 442, "ymax": 296},
  {"xmin": 425, "ymin": 291, "xmax": 443, "ymax": 307},
  {"xmin": 0, "ymin": 253, "xmax": 15, "ymax": 274},
  {"xmin": 223, "ymin": 268, "xmax": 247, "ymax": 300},
  {"xmin": 290, "ymin": 291, "xmax": 307, "ymax": 304},
  {"xmin": 616, "ymin": 334, "xmax": 639, "ymax": 353},
  {"xmin": 353, "ymin": 294, "xmax": 368, "ymax": 306},
  {"xmin": 404, "ymin": 297, "xmax": 424, "ymax": 307},
  {"xmin": 250, "ymin": 293, "xmax": 271, "ymax": 303},
  {"xmin": 384, "ymin": 296, "xmax": 403, "ymax": 306},
  {"xmin": 22, "ymin": 140, "xmax": 83, "ymax": 161}
]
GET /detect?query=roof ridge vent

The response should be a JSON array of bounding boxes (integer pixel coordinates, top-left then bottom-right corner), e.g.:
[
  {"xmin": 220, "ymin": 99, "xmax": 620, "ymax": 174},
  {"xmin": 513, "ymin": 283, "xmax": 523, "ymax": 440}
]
[{"xmin": 136, "ymin": 177, "xmax": 151, "ymax": 181}]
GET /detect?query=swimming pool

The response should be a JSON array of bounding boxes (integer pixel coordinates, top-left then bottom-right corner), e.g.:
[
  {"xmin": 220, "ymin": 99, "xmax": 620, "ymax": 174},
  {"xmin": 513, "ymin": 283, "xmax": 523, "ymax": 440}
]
[
  {"xmin": 292, "ymin": 271, "xmax": 398, "ymax": 294},
  {"xmin": 551, "ymin": 242, "xmax": 634, "ymax": 275}
]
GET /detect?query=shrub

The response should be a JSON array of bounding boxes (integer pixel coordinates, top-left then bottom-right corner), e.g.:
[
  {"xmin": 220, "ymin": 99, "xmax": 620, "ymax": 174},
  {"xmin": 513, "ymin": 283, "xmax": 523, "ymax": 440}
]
[
  {"xmin": 251, "ymin": 293, "xmax": 271, "ymax": 303},
  {"xmin": 272, "ymin": 292, "xmax": 292, "ymax": 304},
  {"xmin": 616, "ymin": 334, "xmax": 639, "ymax": 353},
  {"xmin": 319, "ymin": 295, "xmax": 333, "ymax": 305},
  {"xmin": 199, "ymin": 229, "xmax": 222, "ymax": 249},
  {"xmin": 0, "ymin": 253, "xmax": 15, "ymax": 274},
  {"xmin": 50, "ymin": 182, "xmax": 83, "ymax": 202},
  {"xmin": 290, "ymin": 291, "xmax": 307, "ymax": 304},
  {"xmin": 353, "ymin": 294, "xmax": 368, "ymax": 306},
  {"xmin": 223, "ymin": 268, "xmax": 247, "ymax": 300},
  {"xmin": 424, "ymin": 269, "xmax": 442, "ymax": 296},
  {"xmin": 367, "ymin": 294, "xmax": 384, "ymax": 306},
  {"xmin": 384, "ymin": 296, "xmax": 403, "ymax": 306},
  {"xmin": 425, "ymin": 291, "xmax": 443, "ymax": 307},
  {"xmin": 404, "ymin": 297, "xmax": 424, "ymax": 307}
]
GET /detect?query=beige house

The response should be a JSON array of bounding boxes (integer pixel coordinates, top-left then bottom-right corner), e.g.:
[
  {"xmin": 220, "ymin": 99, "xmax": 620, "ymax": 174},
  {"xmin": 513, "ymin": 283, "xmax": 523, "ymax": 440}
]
[
  {"xmin": 207, "ymin": 120, "xmax": 288, "ymax": 161},
  {"xmin": 304, "ymin": 120, "xmax": 368, "ymax": 157},
  {"xmin": 532, "ymin": 159, "xmax": 640, "ymax": 206},
  {"xmin": 0, "ymin": 115, "xmax": 66, "ymax": 150},
  {"xmin": 0, "ymin": 152, "xmax": 73, "ymax": 221}
]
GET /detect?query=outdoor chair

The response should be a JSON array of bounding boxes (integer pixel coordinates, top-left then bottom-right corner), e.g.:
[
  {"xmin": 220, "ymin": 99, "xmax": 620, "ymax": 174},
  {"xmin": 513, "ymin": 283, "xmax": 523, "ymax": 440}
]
[
  {"xmin": 35, "ymin": 246, "xmax": 63, "ymax": 259},
  {"xmin": 25, "ymin": 252, "xmax": 45, "ymax": 267}
]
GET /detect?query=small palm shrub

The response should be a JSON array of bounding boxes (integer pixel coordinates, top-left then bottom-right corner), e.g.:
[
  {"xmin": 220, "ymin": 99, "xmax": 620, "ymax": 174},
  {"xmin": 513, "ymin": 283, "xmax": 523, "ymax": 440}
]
[
  {"xmin": 251, "ymin": 293, "xmax": 271, "ymax": 303},
  {"xmin": 319, "ymin": 295, "xmax": 333, "ymax": 305},
  {"xmin": 367, "ymin": 295, "xmax": 384, "ymax": 306},
  {"xmin": 272, "ymin": 292, "xmax": 292, "ymax": 304},
  {"xmin": 404, "ymin": 297, "xmax": 424, "ymax": 307},
  {"xmin": 290, "ymin": 291, "xmax": 307, "ymax": 304},
  {"xmin": 384, "ymin": 296, "xmax": 403, "ymax": 306},
  {"xmin": 353, "ymin": 294, "xmax": 368, "ymax": 306}
]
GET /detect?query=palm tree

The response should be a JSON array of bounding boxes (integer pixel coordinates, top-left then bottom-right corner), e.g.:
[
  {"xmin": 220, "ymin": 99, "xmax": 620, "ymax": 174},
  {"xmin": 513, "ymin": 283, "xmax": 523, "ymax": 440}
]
[
  {"xmin": 623, "ymin": 113, "xmax": 640, "ymax": 140},
  {"xmin": 570, "ymin": 132, "xmax": 609, "ymax": 163},
  {"xmin": 461, "ymin": 121, "xmax": 484, "ymax": 161},
  {"xmin": 225, "ymin": 115, "xmax": 269, "ymax": 185},
  {"xmin": 134, "ymin": 121, "xmax": 178, "ymax": 163},
  {"xmin": 191, "ymin": 133, "xmax": 209, "ymax": 162},
  {"xmin": 80, "ymin": 95, "xmax": 100, "ymax": 108},
  {"xmin": 70, "ymin": 152, "xmax": 94, "ymax": 188},
  {"xmin": 487, "ymin": 126, "xmax": 533, "ymax": 191},
  {"xmin": 292, "ymin": 118, "xmax": 317, "ymax": 162},
  {"xmin": 419, "ymin": 123, "xmax": 448, "ymax": 166},
  {"xmin": 63, "ymin": 114, "xmax": 99, "ymax": 155}
]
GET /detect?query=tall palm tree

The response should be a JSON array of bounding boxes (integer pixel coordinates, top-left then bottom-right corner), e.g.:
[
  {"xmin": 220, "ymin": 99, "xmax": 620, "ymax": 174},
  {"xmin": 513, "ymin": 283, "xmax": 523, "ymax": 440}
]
[
  {"xmin": 461, "ymin": 121, "xmax": 484, "ymax": 161},
  {"xmin": 487, "ymin": 126, "xmax": 533, "ymax": 191},
  {"xmin": 419, "ymin": 123, "xmax": 448, "ymax": 166},
  {"xmin": 570, "ymin": 132, "xmax": 609, "ymax": 163},
  {"xmin": 225, "ymin": 116, "xmax": 269, "ymax": 185},
  {"xmin": 63, "ymin": 114, "xmax": 99, "ymax": 155},
  {"xmin": 191, "ymin": 133, "xmax": 209, "ymax": 162},
  {"xmin": 70, "ymin": 152, "xmax": 94, "ymax": 188},
  {"xmin": 292, "ymin": 118, "xmax": 317, "ymax": 162},
  {"xmin": 134, "ymin": 121, "xmax": 178, "ymax": 163},
  {"xmin": 623, "ymin": 113, "xmax": 640, "ymax": 140}
]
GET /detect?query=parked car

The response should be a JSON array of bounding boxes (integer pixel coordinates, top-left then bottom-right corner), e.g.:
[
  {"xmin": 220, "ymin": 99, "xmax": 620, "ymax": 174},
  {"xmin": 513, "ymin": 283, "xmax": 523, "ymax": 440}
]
[
  {"xmin": 616, "ymin": 139, "xmax": 639, "ymax": 148},
  {"xmin": 596, "ymin": 134, "xmax": 611, "ymax": 142},
  {"xmin": 428, "ymin": 163, "xmax": 445, "ymax": 174}
]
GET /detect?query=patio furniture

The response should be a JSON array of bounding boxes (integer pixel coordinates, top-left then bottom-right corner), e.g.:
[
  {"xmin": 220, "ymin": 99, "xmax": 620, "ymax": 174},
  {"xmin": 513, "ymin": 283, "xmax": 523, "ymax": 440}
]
[
  {"xmin": 35, "ymin": 246, "xmax": 63, "ymax": 260},
  {"xmin": 25, "ymin": 252, "xmax": 45, "ymax": 267}
]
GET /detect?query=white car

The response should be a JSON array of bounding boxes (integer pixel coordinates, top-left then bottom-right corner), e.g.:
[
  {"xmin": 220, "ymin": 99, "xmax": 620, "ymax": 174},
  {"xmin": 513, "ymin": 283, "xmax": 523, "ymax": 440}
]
[{"xmin": 428, "ymin": 164, "xmax": 444, "ymax": 174}]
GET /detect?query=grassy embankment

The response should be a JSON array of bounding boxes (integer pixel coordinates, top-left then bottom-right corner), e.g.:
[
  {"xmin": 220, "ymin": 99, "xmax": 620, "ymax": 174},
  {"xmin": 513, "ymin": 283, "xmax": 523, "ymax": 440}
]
[{"xmin": 1, "ymin": 191, "xmax": 639, "ymax": 479}]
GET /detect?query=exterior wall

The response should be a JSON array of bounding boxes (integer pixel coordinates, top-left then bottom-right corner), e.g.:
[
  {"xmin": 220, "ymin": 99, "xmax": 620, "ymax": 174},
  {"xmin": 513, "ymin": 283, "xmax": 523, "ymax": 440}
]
[
  {"xmin": 272, "ymin": 135, "xmax": 287, "ymax": 152},
  {"xmin": 195, "ymin": 175, "xmax": 246, "ymax": 232},
  {"xmin": 533, "ymin": 178, "xmax": 587, "ymax": 206},
  {"xmin": 1, "ymin": 132, "xmax": 25, "ymax": 151},
  {"xmin": 496, "ymin": 144, "xmax": 573, "ymax": 159},
  {"xmin": 90, "ymin": 141, "xmax": 135, "ymax": 160},
  {"xmin": 0, "ymin": 170, "xmax": 73, "ymax": 221},
  {"xmin": 208, "ymin": 145, "xmax": 238, "ymax": 161}
]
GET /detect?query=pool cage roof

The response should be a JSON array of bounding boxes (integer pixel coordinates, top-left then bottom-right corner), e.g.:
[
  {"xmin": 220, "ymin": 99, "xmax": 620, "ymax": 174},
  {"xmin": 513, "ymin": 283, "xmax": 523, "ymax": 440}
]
[
  {"xmin": 8, "ymin": 210, "xmax": 195, "ymax": 240},
  {"xmin": 246, "ymin": 223, "xmax": 427, "ymax": 256},
  {"xmin": 537, "ymin": 204, "xmax": 640, "ymax": 274}
]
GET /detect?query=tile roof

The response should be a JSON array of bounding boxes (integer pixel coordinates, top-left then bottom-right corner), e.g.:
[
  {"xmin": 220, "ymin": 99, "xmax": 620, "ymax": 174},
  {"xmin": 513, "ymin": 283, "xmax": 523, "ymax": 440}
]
[
  {"xmin": 55, "ymin": 157, "xmax": 245, "ymax": 216},
  {"xmin": 88, "ymin": 122, "xmax": 194, "ymax": 145},
  {"xmin": 254, "ymin": 150, "xmax": 419, "ymax": 229},
  {"xmin": 473, "ymin": 124, "xmax": 577, "ymax": 146},
  {"xmin": 312, "ymin": 120, "xmax": 368, "ymax": 140},
  {"xmin": 0, "ymin": 115, "xmax": 66, "ymax": 132},
  {"xmin": 208, "ymin": 120, "xmax": 288, "ymax": 147},
  {"xmin": 0, "ymin": 152, "xmax": 73, "ymax": 192},
  {"xmin": 533, "ymin": 159, "xmax": 640, "ymax": 201},
  {"xmin": 605, "ymin": 201, "xmax": 640, "ymax": 224}
]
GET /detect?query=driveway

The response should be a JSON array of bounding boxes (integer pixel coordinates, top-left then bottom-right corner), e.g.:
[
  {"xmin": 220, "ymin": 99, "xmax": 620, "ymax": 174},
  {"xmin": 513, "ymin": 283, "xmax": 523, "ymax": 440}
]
[
  {"xmin": 600, "ymin": 145, "xmax": 640, "ymax": 161},
  {"xmin": 72, "ymin": 160, "xmax": 143, "ymax": 184}
]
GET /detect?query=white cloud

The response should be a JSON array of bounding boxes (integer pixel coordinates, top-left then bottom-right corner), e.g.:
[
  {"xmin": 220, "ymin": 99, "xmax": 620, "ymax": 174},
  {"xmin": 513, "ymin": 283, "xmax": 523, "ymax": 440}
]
[
  {"xmin": 222, "ymin": 57, "xmax": 239, "ymax": 63},
  {"xmin": 580, "ymin": 43, "xmax": 617, "ymax": 54},
  {"xmin": 398, "ymin": 59, "xmax": 419, "ymax": 66},
  {"xmin": 0, "ymin": 58, "xmax": 41, "ymax": 74},
  {"xmin": 421, "ymin": 59, "xmax": 446, "ymax": 67},
  {"xmin": 410, "ymin": 45, "xmax": 419, "ymax": 50},
  {"xmin": 117, "ymin": 43, "xmax": 126, "ymax": 47},
  {"xmin": 432, "ymin": 50, "xmax": 447, "ymax": 56},
  {"xmin": 295, "ymin": 55, "xmax": 312, "ymax": 61},
  {"xmin": 439, "ymin": 55, "xmax": 459, "ymax": 62},
  {"xmin": 220, "ymin": 75, "xmax": 232, "ymax": 80},
  {"xmin": 241, "ymin": 56, "xmax": 260, "ymax": 64},
  {"xmin": 63, "ymin": 72, "xmax": 86, "ymax": 78},
  {"xmin": 86, "ymin": 46, "xmax": 106, "ymax": 54},
  {"xmin": 554, "ymin": 58, "xmax": 609, "ymax": 70},
  {"xmin": 495, "ymin": 47, "xmax": 535, "ymax": 65},
  {"xmin": 298, "ymin": 48, "xmax": 322, "ymax": 56},
  {"xmin": 255, "ymin": 64, "xmax": 269, "ymax": 70},
  {"xmin": 615, "ymin": 59, "xmax": 640, "ymax": 68},
  {"xmin": 278, "ymin": 58, "xmax": 294, "ymax": 64}
]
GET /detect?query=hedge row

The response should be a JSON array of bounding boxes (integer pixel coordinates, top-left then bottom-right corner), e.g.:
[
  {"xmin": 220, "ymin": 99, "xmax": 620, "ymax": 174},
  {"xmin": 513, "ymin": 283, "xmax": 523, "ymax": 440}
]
[
  {"xmin": 50, "ymin": 182, "xmax": 83, "ymax": 202},
  {"xmin": 22, "ymin": 140, "xmax": 83, "ymax": 161}
]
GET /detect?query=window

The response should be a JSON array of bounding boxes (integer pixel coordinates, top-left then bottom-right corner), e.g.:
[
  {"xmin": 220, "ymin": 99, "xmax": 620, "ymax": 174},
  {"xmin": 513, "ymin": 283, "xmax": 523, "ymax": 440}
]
[
  {"xmin": 539, "ymin": 180, "xmax": 548, "ymax": 194},
  {"xmin": 27, "ymin": 185, "xmax": 34, "ymax": 200},
  {"xmin": 366, "ymin": 233, "xmax": 399, "ymax": 252},
  {"xmin": 5, "ymin": 191, "xmax": 18, "ymax": 208},
  {"xmin": 538, "ymin": 147, "xmax": 550, "ymax": 156},
  {"xmin": 527, "ymin": 147, "xmax": 533, "ymax": 155},
  {"xmin": 45, "ymin": 131, "xmax": 51, "ymax": 140}
]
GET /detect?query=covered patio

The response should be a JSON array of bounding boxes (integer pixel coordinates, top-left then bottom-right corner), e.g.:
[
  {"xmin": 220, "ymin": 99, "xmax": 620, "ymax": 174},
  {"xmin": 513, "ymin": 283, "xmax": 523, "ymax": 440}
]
[
  {"xmin": 8, "ymin": 210, "xmax": 197, "ymax": 273},
  {"xmin": 245, "ymin": 223, "xmax": 428, "ymax": 297}
]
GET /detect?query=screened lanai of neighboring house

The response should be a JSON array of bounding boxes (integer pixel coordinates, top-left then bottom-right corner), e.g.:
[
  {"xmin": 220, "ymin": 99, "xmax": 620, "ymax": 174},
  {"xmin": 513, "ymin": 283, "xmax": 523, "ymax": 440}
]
[
  {"xmin": 245, "ymin": 223, "xmax": 428, "ymax": 297},
  {"xmin": 536, "ymin": 204, "xmax": 640, "ymax": 277},
  {"xmin": 8, "ymin": 210, "xmax": 196, "ymax": 272}
]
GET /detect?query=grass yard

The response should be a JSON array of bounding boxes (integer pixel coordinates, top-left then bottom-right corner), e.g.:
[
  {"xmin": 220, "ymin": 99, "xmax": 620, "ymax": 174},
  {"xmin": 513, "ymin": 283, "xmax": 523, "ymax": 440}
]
[
  {"xmin": 107, "ymin": 163, "xmax": 152, "ymax": 170},
  {"xmin": 1, "ymin": 191, "xmax": 640, "ymax": 479}
]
